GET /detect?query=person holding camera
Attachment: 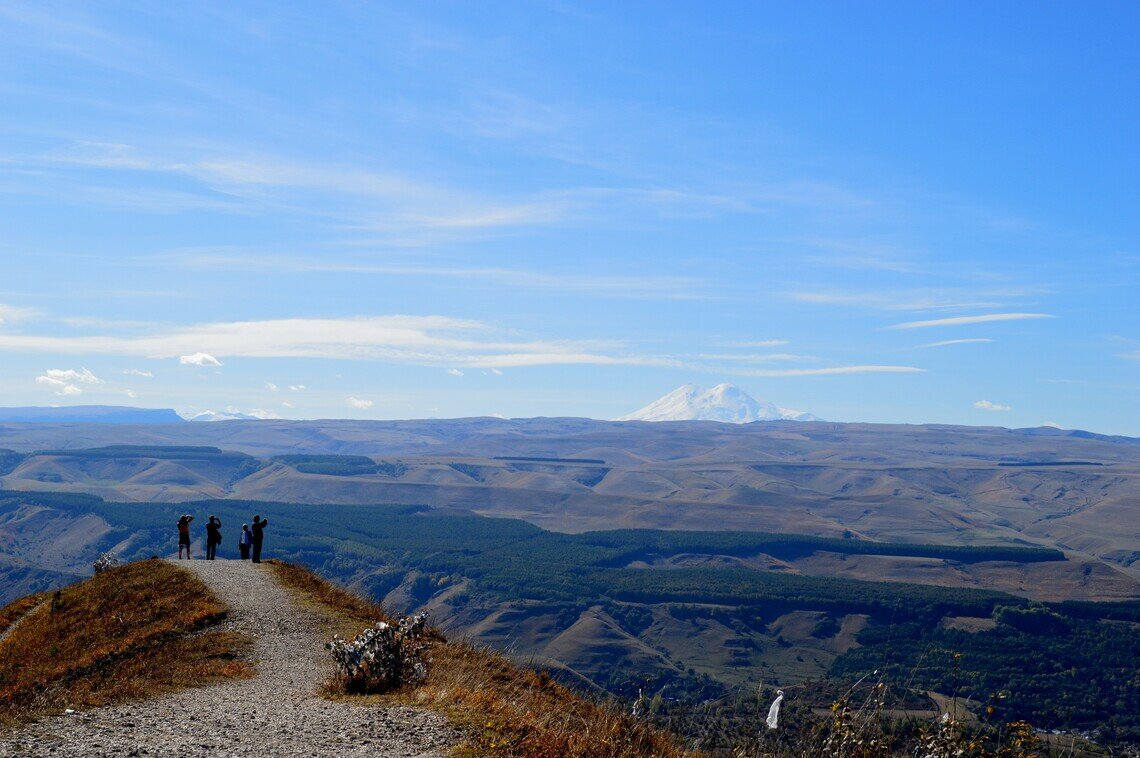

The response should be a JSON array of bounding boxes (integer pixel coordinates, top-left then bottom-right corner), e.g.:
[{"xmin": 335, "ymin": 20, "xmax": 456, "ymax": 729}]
[
  {"xmin": 177, "ymin": 514, "xmax": 194, "ymax": 559},
  {"xmin": 205, "ymin": 515, "xmax": 222, "ymax": 560},
  {"xmin": 251, "ymin": 515, "xmax": 269, "ymax": 563}
]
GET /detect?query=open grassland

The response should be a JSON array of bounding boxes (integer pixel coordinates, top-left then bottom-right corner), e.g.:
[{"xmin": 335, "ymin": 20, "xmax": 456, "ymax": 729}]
[
  {"xmin": 0, "ymin": 560, "xmax": 252, "ymax": 726},
  {"xmin": 270, "ymin": 560, "xmax": 692, "ymax": 758},
  {"xmin": 0, "ymin": 592, "xmax": 46, "ymax": 636}
]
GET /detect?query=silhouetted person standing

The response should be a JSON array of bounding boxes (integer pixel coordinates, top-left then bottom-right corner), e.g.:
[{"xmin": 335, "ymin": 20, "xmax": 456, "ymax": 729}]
[
  {"xmin": 238, "ymin": 523, "xmax": 252, "ymax": 560},
  {"xmin": 177, "ymin": 514, "xmax": 194, "ymax": 559},
  {"xmin": 251, "ymin": 515, "xmax": 268, "ymax": 563},
  {"xmin": 205, "ymin": 515, "xmax": 222, "ymax": 560}
]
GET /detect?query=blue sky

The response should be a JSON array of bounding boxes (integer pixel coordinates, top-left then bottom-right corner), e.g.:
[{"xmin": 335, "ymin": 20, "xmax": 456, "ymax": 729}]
[{"xmin": 1, "ymin": 2, "xmax": 1137, "ymax": 433}]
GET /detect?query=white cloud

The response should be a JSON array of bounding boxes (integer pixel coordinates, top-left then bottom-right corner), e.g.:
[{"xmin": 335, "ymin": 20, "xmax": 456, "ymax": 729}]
[
  {"xmin": 446, "ymin": 368, "xmax": 464, "ymax": 377},
  {"xmin": 281, "ymin": 401, "xmax": 295, "ymax": 408},
  {"xmin": 0, "ymin": 315, "xmax": 624, "ymax": 368},
  {"xmin": 179, "ymin": 352, "xmax": 223, "ymax": 367},
  {"xmin": 265, "ymin": 382, "xmax": 279, "ymax": 391},
  {"xmin": 122, "ymin": 368, "xmax": 153, "ymax": 377},
  {"xmin": 726, "ymin": 340, "xmax": 789, "ymax": 348},
  {"xmin": 1042, "ymin": 420, "xmax": 1061, "ymax": 428},
  {"xmin": 690, "ymin": 353, "xmax": 818, "ymax": 363},
  {"xmin": 888, "ymin": 313, "xmax": 1053, "ymax": 330},
  {"xmin": 725, "ymin": 365, "xmax": 925, "ymax": 378},
  {"xmin": 124, "ymin": 389, "xmax": 137, "ymax": 399},
  {"xmin": 0, "ymin": 304, "xmax": 39, "ymax": 325},
  {"xmin": 0, "ymin": 315, "xmax": 925, "ymax": 378},
  {"xmin": 974, "ymin": 400, "xmax": 1012, "ymax": 412},
  {"xmin": 159, "ymin": 253, "xmax": 711, "ymax": 301},
  {"xmin": 793, "ymin": 284, "xmax": 1050, "ymax": 313},
  {"xmin": 915, "ymin": 338, "xmax": 994, "ymax": 349},
  {"xmin": 489, "ymin": 368, "xmax": 503, "ymax": 376},
  {"xmin": 37, "ymin": 367, "xmax": 103, "ymax": 385},
  {"xmin": 288, "ymin": 384, "xmax": 306, "ymax": 391},
  {"xmin": 36, "ymin": 367, "xmax": 102, "ymax": 395},
  {"xmin": 346, "ymin": 396, "xmax": 373, "ymax": 409}
]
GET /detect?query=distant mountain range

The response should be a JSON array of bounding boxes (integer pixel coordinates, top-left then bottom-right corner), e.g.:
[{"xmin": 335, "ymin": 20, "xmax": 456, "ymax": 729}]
[
  {"xmin": 184, "ymin": 410, "xmax": 268, "ymax": 422},
  {"xmin": 0, "ymin": 405, "xmax": 185, "ymax": 425},
  {"xmin": 617, "ymin": 383, "xmax": 819, "ymax": 423}
]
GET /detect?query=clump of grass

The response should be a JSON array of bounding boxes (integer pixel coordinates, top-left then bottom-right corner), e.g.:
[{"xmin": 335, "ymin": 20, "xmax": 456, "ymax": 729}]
[
  {"xmin": 0, "ymin": 559, "xmax": 252, "ymax": 726},
  {"xmin": 269, "ymin": 560, "xmax": 693, "ymax": 758}
]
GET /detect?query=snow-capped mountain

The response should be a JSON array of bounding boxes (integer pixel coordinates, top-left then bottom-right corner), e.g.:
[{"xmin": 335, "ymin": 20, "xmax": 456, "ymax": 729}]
[{"xmin": 616, "ymin": 383, "xmax": 819, "ymax": 423}]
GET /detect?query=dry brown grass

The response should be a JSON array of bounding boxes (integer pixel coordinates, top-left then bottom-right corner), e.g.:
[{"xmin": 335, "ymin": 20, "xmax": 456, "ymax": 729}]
[
  {"xmin": 268, "ymin": 560, "xmax": 694, "ymax": 758},
  {"xmin": 0, "ymin": 593, "xmax": 48, "ymax": 636},
  {"xmin": 0, "ymin": 559, "xmax": 252, "ymax": 727}
]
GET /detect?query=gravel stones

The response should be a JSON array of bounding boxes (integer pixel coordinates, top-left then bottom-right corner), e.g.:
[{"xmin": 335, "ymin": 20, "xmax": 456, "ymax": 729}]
[{"xmin": 0, "ymin": 560, "xmax": 455, "ymax": 756}]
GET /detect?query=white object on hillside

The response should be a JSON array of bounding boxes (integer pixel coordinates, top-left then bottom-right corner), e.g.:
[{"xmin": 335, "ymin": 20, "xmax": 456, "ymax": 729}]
[
  {"xmin": 765, "ymin": 689, "xmax": 784, "ymax": 730},
  {"xmin": 617, "ymin": 383, "xmax": 819, "ymax": 423}
]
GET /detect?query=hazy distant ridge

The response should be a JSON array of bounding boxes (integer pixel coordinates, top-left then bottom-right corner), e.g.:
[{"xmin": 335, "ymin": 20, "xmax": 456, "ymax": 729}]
[{"xmin": 0, "ymin": 406, "xmax": 185, "ymax": 425}]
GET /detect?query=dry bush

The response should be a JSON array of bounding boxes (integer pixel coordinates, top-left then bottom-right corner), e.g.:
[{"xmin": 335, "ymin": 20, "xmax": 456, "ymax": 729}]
[
  {"xmin": 269, "ymin": 560, "xmax": 693, "ymax": 758},
  {"xmin": 0, "ymin": 559, "xmax": 252, "ymax": 726},
  {"xmin": 327, "ymin": 614, "xmax": 432, "ymax": 693}
]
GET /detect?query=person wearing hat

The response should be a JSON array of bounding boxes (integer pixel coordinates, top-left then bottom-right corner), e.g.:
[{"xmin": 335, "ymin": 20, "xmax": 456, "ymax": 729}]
[{"xmin": 177, "ymin": 514, "xmax": 194, "ymax": 559}]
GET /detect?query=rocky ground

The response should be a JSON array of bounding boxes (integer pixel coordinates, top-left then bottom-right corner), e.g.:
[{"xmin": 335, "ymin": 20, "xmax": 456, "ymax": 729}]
[{"xmin": 0, "ymin": 559, "xmax": 457, "ymax": 756}]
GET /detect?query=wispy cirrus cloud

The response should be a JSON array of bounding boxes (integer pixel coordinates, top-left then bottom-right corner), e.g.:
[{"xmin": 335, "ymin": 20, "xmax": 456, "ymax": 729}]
[
  {"xmin": 914, "ymin": 338, "xmax": 994, "ymax": 349},
  {"xmin": 722, "ymin": 365, "xmax": 924, "ymax": 378},
  {"xmin": 792, "ymin": 289, "xmax": 1047, "ymax": 313},
  {"xmin": 153, "ymin": 251, "xmax": 713, "ymax": 300},
  {"xmin": 974, "ymin": 400, "xmax": 1012, "ymax": 412},
  {"xmin": 0, "ymin": 303, "xmax": 39, "ymax": 325},
  {"xmin": 0, "ymin": 314, "xmax": 925, "ymax": 377},
  {"xmin": 888, "ymin": 313, "xmax": 1054, "ymax": 330},
  {"xmin": 24, "ymin": 143, "xmax": 773, "ymax": 241},
  {"xmin": 799, "ymin": 237, "xmax": 923, "ymax": 273},
  {"xmin": 721, "ymin": 339, "xmax": 789, "ymax": 348},
  {"xmin": 685, "ymin": 353, "xmax": 819, "ymax": 363}
]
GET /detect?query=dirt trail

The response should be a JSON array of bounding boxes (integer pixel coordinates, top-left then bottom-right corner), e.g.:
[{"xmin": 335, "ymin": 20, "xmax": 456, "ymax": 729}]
[
  {"xmin": 0, "ymin": 599, "xmax": 48, "ymax": 646},
  {"xmin": 0, "ymin": 559, "xmax": 456, "ymax": 756}
]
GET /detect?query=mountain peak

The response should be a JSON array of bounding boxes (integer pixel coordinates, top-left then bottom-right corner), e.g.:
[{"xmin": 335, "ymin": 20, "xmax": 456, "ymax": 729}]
[{"xmin": 616, "ymin": 383, "xmax": 819, "ymax": 423}]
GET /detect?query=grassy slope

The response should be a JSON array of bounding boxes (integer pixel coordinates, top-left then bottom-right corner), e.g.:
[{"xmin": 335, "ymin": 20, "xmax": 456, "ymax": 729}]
[
  {"xmin": 269, "ymin": 560, "xmax": 694, "ymax": 758},
  {"xmin": 0, "ymin": 560, "xmax": 252, "ymax": 726}
]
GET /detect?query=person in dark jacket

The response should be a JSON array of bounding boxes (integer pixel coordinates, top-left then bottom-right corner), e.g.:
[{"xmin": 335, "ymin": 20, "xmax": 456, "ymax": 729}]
[
  {"xmin": 205, "ymin": 515, "xmax": 222, "ymax": 560},
  {"xmin": 238, "ymin": 523, "xmax": 252, "ymax": 560},
  {"xmin": 251, "ymin": 515, "xmax": 268, "ymax": 563},
  {"xmin": 177, "ymin": 514, "xmax": 194, "ymax": 559}
]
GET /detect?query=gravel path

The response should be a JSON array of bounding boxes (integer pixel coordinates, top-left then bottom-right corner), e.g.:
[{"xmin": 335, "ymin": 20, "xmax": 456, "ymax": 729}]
[{"xmin": 0, "ymin": 559, "xmax": 457, "ymax": 757}]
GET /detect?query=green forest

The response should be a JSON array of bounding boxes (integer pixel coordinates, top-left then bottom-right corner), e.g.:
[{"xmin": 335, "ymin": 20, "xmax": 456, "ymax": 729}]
[{"xmin": 2, "ymin": 489, "xmax": 1138, "ymax": 744}]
